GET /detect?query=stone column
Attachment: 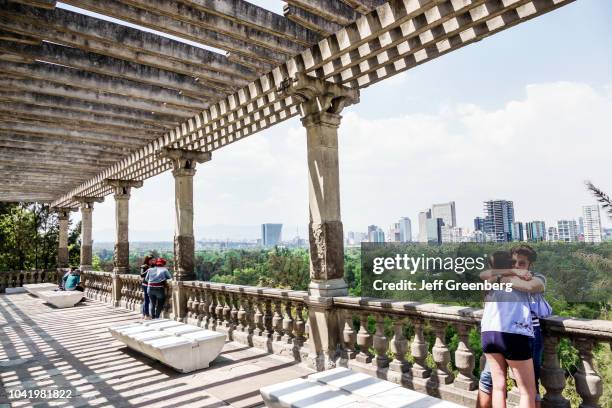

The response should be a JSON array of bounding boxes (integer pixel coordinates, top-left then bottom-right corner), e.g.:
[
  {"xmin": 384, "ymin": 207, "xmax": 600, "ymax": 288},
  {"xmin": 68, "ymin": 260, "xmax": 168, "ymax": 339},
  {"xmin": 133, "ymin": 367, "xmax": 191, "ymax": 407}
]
[
  {"xmin": 56, "ymin": 208, "xmax": 71, "ymax": 268},
  {"xmin": 73, "ymin": 196, "xmax": 104, "ymax": 271},
  {"xmin": 104, "ymin": 179, "xmax": 142, "ymax": 307},
  {"xmin": 282, "ymin": 72, "xmax": 359, "ymax": 297},
  {"xmin": 281, "ymin": 73, "xmax": 359, "ymax": 369},
  {"xmin": 159, "ymin": 147, "xmax": 211, "ymax": 321}
]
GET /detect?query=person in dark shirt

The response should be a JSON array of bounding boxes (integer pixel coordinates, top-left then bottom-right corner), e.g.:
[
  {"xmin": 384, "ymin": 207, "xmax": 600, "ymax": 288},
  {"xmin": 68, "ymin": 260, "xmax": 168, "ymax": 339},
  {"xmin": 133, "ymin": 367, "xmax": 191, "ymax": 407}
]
[{"xmin": 140, "ymin": 255, "xmax": 154, "ymax": 320}]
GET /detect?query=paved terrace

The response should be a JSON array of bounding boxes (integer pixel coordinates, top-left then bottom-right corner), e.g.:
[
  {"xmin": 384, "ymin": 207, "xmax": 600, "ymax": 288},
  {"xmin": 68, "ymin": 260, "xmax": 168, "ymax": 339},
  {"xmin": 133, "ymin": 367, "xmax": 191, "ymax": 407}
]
[{"xmin": 0, "ymin": 292, "xmax": 313, "ymax": 408}]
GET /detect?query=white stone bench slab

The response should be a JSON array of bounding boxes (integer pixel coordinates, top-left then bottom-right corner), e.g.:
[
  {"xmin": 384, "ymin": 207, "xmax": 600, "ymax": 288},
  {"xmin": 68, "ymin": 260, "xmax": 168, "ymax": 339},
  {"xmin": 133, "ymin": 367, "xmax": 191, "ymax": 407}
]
[
  {"xmin": 23, "ymin": 283, "xmax": 57, "ymax": 296},
  {"xmin": 109, "ymin": 320, "xmax": 226, "ymax": 373},
  {"xmin": 38, "ymin": 290, "xmax": 84, "ymax": 308},
  {"xmin": 261, "ymin": 368, "xmax": 465, "ymax": 408}
]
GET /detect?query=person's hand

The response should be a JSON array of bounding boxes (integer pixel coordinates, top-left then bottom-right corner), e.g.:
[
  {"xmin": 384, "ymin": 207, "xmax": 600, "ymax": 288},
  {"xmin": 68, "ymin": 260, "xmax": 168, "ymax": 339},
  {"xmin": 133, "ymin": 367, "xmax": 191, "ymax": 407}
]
[{"xmin": 513, "ymin": 269, "xmax": 532, "ymax": 280}]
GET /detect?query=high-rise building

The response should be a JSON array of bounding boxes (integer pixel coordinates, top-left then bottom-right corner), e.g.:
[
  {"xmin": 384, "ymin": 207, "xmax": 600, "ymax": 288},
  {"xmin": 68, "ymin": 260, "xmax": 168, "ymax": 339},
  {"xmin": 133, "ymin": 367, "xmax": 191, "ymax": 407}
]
[
  {"xmin": 512, "ymin": 222, "xmax": 524, "ymax": 241},
  {"xmin": 426, "ymin": 218, "xmax": 443, "ymax": 245},
  {"xmin": 387, "ymin": 223, "xmax": 401, "ymax": 242},
  {"xmin": 441, "ymin": 226, "xmax": 466, "ymax": 243},
  {"xmin": 417, "ymin": 210, "xmax": 431, "ymax": 242},
  {"xmin": 432, "ymin": 201, "xmax": 456, "ymax": 228},
  {"xmin": 261, "ymin": 223, "xmax": 282, "ymax": 246},
  {"xmin": 474, "ymin": 217, "xmax": 485, "ymax": 232},
  {"xmin": 368, "ymin": 225, "xmax": 385, "ymax": 243},
  {"xmin": 398, "ymin": 217, "xmax": 412, "ymax": 242},
  {"xmin": 557, "ymin": 220, "xmax": 578, "ymax": 242},
  {"xmin": 483, "ymin": 200, "xmax": 515, "ymax": 242},
  {"xmin": 582, "ymin": 205, "xmax": 603, "ymax": 243},
  {"xmin": 526, "ymin": 221, "xmax": 546, "ymax": 242},
  {"xmin": 547, "ymin": 226, "xmax": 559, "ymax": 242}
]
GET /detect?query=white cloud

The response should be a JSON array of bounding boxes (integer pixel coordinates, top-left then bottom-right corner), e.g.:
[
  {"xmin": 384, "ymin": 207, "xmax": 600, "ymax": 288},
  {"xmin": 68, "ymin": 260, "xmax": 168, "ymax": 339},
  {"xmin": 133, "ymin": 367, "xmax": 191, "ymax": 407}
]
[{"xmin": 91, "ymin": 82, "xmax": 612, "ymax": 242}]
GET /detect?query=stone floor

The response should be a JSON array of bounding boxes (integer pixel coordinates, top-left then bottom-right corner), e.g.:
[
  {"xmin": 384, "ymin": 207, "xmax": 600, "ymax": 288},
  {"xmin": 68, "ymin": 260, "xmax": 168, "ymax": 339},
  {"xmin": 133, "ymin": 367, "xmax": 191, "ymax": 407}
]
[{"xmin": 0, "ymin": 292, "xmax": 314, "ymax": 408}]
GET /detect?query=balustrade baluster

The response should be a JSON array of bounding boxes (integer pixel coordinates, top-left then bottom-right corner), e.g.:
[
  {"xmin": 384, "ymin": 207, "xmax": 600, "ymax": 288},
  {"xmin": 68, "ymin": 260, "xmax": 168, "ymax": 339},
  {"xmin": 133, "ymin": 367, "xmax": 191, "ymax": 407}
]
[
  {"xmin": 222, "ymin": 292, "xmax": 232, "ymax": 329},
  {"xmin": 230, "ymin": 293, "xmax": 239, "ymax": 330},
  {"xmin": 281, "ymin": 300, "xmax": 294, "ymax": 343},
  {"xmin": 263, "ymin": 298, "xmax": 273, "ymax": 337},
  {"xmin": 431, "ymin": 321, "xmax": 453, "ymax": 384},
  {"xmin": 373, "ymin": 314, "xmax": 389, "ymax": 368},
  {"xmin": 209, "ymin": 291, "xmax": 218, "ymax": 330},
  {"xmin": 186, "ymin": 288, "xmax": 194, "ymax": 321},
  {"xmin": 356, "ymin": 313, "xmax": 373, "ymax": 364},
  {"xmin": 541, "ymin": 335, "xmax": 570, "ymax": 408},
  {"xmin": 254, "ymin": 297, "xmax": 265, "ymax": 336},
  {"xmin": 342, "ymin": 310, "xmax": 357, "ymax": 360},
  {"xmin": 389, "ymin": 317, "xmax": 408, "ymax": 373},
  {"xmin": 202, "ymin": 289, "xmax": 212, "ymax": 328},
  {"xmin": 245, "ymin": 297, "xmax": 255, "ymax": 335},
  {"xmin": 216, "ymin": 292, "xmax": 224, "ymax": 328},
  {"xmin": 294, "ymin": 303, "xmax": 305, "ymax": 346},
  {"xmin": 272, "ymin": 299, "xmax": 283, "ymax": 341},
  {"xmin": 237, "ymin": 295, "xmax": 247, "ymax": 332},
  {"xmin": 573, "ymin": 337, "xmax": 603, "ymax": 408},
  {"xmin": 193, "ymin": 288, "xmax": 202, "ymax": 325},
  {"xmin": 410, "ymin": 317, "xmax": 431, "ymax": 378},
  {"xmin": 454, "ymin": 324, "xmax": 477, "ymax": 390}
]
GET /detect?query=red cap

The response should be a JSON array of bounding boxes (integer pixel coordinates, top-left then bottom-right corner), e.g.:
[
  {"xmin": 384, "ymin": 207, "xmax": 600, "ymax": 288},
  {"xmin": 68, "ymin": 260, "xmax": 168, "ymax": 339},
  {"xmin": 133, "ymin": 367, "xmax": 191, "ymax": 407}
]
[{"xmin": 155, "ymin": 258, "xmax": 167, "ymax": 266}]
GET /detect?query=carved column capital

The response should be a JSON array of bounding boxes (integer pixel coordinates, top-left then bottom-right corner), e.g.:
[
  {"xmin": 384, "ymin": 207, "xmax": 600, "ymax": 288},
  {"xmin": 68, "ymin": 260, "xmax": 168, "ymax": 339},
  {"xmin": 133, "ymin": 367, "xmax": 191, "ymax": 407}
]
[
  {"xmin": 279, "ymin": 72, "xmax": 360, "ymax": 119},
  {"xmin": 52, "ymin": 206, "xmax": 77, "ymax": 220},
  {"xmin": 73, "ymin": 196, "xmax": 104, "ymax": 211},
  {"xmin": 104, "ymin": 179, "xmax": 143, "ymax": 199},
  {"xmin": 159, "ymin": 147, "xmax": 211, "ymax": 177}
]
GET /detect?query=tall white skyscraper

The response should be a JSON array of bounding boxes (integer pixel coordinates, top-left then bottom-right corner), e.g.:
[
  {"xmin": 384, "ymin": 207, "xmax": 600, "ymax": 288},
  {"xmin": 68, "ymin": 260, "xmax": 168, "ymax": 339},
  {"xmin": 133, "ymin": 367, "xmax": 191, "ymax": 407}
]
[
  {"xmin": 387, "ymin": 223, "xmax": 401, "ymax": 242},
  {"xmin": 261, "ymin": 223, "xmax": 282, "ymax": 246},
  {"xmin": 398, "ymin": 217, "xmax": 412, "ymax": 242},
  {"xmin": 582, "ymin": 205, "xmax": 603, "ymax": 243},
  {"xmin": 417, "ymin": 210, "xmax": 431, "ymax": 242},
  {"xmin": 432, "ymin": 201, "xmax": 457, "ymax": 228},
  {"xmin": 557, "ymin": 220, "xmax": 578, "ymax": 242},
  {"xmin": 547, "ymin": 227, "xmax": 558, "ymax": 242}
]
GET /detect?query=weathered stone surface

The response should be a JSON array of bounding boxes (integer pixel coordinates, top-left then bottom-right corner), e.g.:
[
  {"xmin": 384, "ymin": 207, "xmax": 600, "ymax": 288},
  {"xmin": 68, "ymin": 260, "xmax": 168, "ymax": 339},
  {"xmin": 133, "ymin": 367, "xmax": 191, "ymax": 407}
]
[
  {"xmin": 174, "ymin": 235, "xmax": 195, "ymax": 281},
  {"xmin": 308, "ymin": 221, "xmax": 344, "ymax": 281},
  {"xmin": 109, "ymin": 320, "xmax": 226, "ymax": 373},
  {"xmin": 23, "ymin": 283, "xmax": 56, "ymax": 296},
  {"xmin": 38, "ymin": 291, "xmax": 84, "ymax": 308}
]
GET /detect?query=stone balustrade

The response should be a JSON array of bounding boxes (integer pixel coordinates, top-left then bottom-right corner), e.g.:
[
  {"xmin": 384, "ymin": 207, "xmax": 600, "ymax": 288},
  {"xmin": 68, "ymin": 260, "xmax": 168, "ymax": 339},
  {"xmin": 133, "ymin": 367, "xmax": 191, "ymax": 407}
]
[
  {"xmin": 70, "ymin": 271, "xmax": 611, "ymax": 408},
  {"xmin": 0, "ymin": 269, "xmax": 58, "ymax": 293},
  {"xmin": 182, "ymin": 281, "xmax": 310, "ymax": 358},
  {"xmin": 81, "ymin": 270, "xmax": 113, "ymax": 303}
]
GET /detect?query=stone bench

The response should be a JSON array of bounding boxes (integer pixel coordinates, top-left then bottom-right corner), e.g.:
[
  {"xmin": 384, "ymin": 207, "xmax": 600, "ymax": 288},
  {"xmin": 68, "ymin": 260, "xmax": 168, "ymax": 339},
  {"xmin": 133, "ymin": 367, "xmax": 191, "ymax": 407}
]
[
  {"xmin": 38, "ymin": 290, "xmax": 84, "ymax": 308},
  {"xmin": 23, "ymin": 283, "xmax": 58, "ymax": 296},
  {"xmin": 261, "ymin": 367, "xmax": 465, "ymax": 408},
  {"xmin": 109, "ymin": 319, "xmax": 226, "ymax": 373}
]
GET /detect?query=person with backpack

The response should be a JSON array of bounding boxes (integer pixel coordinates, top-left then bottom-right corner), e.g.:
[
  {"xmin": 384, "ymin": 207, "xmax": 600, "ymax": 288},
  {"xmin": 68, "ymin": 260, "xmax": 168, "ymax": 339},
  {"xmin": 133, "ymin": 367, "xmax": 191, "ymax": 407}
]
[{"xmin": 145, "ymin": 258, "xmax": 172, "ymax": 319}]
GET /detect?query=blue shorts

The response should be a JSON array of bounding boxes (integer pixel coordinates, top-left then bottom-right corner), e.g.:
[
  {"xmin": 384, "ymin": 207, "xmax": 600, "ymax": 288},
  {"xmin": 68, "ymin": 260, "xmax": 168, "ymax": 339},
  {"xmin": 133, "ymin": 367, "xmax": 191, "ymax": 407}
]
[{"xmin": 480, "ymin": 326, "xmax": 542, "ymax": 400}]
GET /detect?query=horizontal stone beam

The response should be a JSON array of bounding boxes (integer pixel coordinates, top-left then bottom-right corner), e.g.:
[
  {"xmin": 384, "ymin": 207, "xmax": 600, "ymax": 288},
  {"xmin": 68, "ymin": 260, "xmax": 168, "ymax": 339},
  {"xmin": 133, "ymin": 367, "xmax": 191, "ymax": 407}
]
[
  {"xmin": 0, "ymin": 74, "xmax": 198, "ymax": 119},
  {"xmin": 0, "ymin": 114, "xmax": 161, "ymax": 140},
  {"xmin": 0, "ymin": 136, "xmax": 132, "ymax": 157},
  {"xmin": 118, "ymin": 0, "xmax": 310, "ymax": 54},
  {"xmin": 0, "ymin": 2, "xmax": 256, "ymax": 84},
  {"xmin": 0, "ymin": 121, "xmax": 155, "ymax": 146},
  {"xmin": 283, "ymin": 4, "xmax": 342, "ymax": 35},
  {"xmin": 179, "ymin": 0, "xmax": 320, "ymax": 45},
  {"xmin": 339, "ymin": 0, "xmax": 386, "ymax": 14},
  {"xmin": 0, "ymin": 102, "xmax": 169, "ymax": 133},
  {"xmin": 0, "ymin": 27, "xmax": 40, "ymax": 45},
  {"xmin": 0, "ymin": 89, "xmax": 184, "ymax": 125},
  {"xmin": 0, "ymin": 148, "xmax": 120, "ymax": 166},
  {"xmin": 285, "ymin": 0, "xmax": 357, "ymax": 25},
  {"xmin": 0, "ymin": 61, "xmax": 206, "ymax": 113},
  {"xmin": 0, "ymin": 141, "xmax": 131, "ymax": 161},
  {"xmin": 62, "ymin": 0, "xmax": 289, "ymax": 66},
  {"xmin": 0, "ymin": 40, "xmax": 223, "ymax": 101}
]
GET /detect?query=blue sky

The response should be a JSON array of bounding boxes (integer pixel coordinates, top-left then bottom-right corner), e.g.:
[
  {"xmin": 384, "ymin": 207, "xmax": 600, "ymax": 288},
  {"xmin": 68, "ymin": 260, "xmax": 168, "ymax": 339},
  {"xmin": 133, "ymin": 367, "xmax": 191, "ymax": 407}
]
[{"xmin": 64, "ymin": 0, "xmax": 612, "ymax": 242}]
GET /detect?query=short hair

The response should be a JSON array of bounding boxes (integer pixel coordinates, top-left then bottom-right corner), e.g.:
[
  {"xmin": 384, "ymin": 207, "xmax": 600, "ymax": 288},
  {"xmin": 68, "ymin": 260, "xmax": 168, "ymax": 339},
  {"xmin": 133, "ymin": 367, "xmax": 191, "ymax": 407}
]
[
  {"xmin": 511, "ymin": 244, "xmax": 537, "ymax": 263},
  {"xmin": 489, "ymin": 250, "xmax": 513, "ymax": 269}
]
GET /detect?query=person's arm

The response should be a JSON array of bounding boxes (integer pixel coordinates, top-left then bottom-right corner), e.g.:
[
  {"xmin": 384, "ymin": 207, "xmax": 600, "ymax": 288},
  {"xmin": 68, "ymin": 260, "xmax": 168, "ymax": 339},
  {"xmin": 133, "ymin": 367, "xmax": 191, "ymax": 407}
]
[
  {"xmin": 501, "ymin": 275, "xmax": 544, "ymax": 293},
  {"xmin": 479, "ymin": 268, "xmax": 531, "ymax": 281}
]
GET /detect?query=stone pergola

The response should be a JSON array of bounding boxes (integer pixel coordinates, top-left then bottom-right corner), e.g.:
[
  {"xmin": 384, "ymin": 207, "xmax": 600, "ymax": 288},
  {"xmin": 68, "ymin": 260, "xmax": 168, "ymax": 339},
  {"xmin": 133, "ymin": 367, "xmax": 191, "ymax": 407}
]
[
  {"xmin": 1, "ymin": 2, "xmax": 609, "ymax": 407},
  {"xmin": 0, "ymin": 0, "xmax": 576, "ymax": 280}
]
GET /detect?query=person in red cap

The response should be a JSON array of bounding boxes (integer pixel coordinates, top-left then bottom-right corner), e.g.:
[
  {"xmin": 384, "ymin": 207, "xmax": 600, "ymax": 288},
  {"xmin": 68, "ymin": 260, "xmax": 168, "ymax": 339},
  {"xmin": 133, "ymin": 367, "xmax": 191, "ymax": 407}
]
[{"xmin": 144, "ymin": 258, "xmax": 172, "ymax": 319}]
